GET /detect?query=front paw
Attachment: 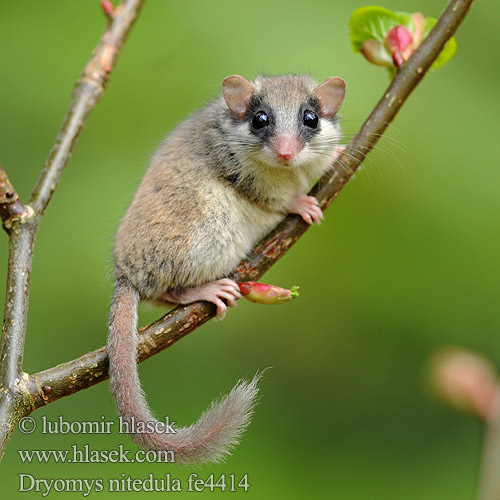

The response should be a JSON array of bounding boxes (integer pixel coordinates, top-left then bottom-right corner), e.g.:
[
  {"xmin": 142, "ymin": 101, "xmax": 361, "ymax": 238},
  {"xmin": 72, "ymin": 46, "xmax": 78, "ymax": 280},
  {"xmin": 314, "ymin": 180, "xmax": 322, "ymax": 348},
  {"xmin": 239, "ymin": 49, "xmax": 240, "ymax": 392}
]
[{"xmin": 286, "ymin": 194, "xmax": 324, "ymax": 225}]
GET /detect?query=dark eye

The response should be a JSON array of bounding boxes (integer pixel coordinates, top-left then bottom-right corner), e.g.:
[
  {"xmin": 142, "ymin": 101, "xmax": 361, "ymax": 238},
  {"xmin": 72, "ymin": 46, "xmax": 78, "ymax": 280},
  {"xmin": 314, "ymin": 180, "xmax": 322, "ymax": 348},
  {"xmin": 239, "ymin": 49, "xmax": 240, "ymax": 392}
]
[
  {"xmin": 303, "ymin": 110, "xmax": 318, "ymax": 128},
  {"xmin": 252, "ymin": 111, "xmax": 269, "ymax": 129}
]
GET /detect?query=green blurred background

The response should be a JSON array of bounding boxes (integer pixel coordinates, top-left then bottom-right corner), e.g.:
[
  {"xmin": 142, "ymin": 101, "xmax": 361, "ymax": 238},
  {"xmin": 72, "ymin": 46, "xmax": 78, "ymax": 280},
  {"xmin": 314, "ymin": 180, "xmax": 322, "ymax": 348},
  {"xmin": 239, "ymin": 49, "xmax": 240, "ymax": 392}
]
[{"xmin": 1, "ymin": 0, "xmax": 499, "ymax": 498}]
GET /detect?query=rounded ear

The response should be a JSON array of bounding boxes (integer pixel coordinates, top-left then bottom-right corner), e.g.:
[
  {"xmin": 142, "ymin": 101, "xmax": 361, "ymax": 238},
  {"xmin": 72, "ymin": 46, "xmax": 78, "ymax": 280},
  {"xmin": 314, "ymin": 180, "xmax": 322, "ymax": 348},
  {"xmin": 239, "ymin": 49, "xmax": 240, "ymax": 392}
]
[
  {"xmin": 313, "ymin": 77, "xmax": 346, "ymax": 117},
  {"xmin": 222, "ymin": 75, "xmax": 256, "ymax": 118}
]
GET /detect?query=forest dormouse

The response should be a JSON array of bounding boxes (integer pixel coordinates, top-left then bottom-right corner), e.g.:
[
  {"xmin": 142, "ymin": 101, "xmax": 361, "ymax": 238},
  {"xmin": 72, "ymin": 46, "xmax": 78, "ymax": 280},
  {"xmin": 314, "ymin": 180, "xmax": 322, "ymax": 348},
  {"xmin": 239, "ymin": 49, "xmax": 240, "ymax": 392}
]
[{"xmin": 107, "ymin": 74, "xmax": 346, "ymax": 464}]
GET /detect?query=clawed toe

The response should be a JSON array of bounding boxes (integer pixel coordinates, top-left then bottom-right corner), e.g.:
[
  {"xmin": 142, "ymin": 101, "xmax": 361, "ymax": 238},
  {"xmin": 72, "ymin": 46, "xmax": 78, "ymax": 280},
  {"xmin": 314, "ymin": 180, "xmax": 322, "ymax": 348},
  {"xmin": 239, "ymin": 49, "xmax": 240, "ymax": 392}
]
[
  {"xmin": 213, "ymin": 298, "xmax": 228, "ymax": 320},
  {"xmin": 286, "ymin": 194, "xmax": 324, "ymax": 225}
]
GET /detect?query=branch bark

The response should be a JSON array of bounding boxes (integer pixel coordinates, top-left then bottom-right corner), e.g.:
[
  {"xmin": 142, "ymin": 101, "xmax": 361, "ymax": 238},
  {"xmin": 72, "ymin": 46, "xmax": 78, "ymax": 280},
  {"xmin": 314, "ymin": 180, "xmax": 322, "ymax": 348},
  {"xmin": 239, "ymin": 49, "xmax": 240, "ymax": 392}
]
[
  {"xmin": 477, "ymin": 392, "xmax": 500, "ymax": 500},
  {"xmin": 26, "ymin": 0, "xmax": 475, "ymax": 413},
  {"xmin": 0, "ymin": 0, "xmax": 146, "ymax": 461}
]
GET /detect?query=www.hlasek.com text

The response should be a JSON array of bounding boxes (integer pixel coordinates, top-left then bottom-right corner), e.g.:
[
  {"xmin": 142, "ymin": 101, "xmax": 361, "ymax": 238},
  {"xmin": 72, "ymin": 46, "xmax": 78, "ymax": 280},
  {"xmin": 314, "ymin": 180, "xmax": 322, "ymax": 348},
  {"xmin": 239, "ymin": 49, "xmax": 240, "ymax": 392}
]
[{"xmin": 19, "ymin": 444, "xmax": 175, "ymax": 464}]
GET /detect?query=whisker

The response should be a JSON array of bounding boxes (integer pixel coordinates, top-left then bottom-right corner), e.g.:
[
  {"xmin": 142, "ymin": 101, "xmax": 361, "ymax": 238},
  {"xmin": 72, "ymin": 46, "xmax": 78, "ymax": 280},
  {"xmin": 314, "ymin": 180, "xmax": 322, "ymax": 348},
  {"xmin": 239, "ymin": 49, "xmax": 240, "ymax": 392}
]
[{"xmin": 341, "ymin": 129, "xmax": 407, "ymax": 149}]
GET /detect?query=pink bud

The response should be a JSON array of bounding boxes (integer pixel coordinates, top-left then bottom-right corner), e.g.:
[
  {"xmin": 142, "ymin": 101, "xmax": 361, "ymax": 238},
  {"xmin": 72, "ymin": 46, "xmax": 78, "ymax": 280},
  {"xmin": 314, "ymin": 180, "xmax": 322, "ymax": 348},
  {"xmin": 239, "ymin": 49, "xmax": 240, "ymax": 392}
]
[
  {"xmin": 411, "ymin": 13, "xmax": 425, "ymax": 47},
  {"xmin": 386, "ymin": 25, "xmax": 413, "ymax": 52},
  {"xmin": 384, "ymin": 25, "xmax": 416, "ymax": 67},
  {"xmin": 237, "ymin": 281, "xmax": 299, "ymax": 305},
  {"xmin": 101, "ymin": 0, "xmax": 114, "ymax": 18},
  {"xmin": 429, "ymin": 347, "xmax": 499, "ymax": 421},
  {"xmin": 392, "ymin": 51, "xmax": 405, "ymax": 68}
]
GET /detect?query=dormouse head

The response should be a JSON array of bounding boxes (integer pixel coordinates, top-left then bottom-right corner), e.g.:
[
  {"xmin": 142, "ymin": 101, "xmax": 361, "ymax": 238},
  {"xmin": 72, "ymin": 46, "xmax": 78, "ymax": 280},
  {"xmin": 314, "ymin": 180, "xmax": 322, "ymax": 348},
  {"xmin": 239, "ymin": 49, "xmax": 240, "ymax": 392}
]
[{"xmin": 222, "ymin": 74, "xmax": 345, "ymax": 169}]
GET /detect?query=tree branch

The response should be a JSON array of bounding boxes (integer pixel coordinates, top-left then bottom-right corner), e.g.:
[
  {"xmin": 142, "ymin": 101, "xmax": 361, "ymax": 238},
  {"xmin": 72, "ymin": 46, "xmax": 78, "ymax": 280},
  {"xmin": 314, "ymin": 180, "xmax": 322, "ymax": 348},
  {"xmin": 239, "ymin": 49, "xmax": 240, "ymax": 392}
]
[
  {"xmin": 477, "ymin": 392, "xmax": 500, "ymax": 500},
  {"xmin": 29, "ymin": 0, "xmax": 146, "ymax": 216},
  {"xmin": 0, "ymin": 0, "xmax": 146, "ymax": 460},
  {"xmin": 26, "ymin": 0, "xmax": 475, "ymax": 410}
]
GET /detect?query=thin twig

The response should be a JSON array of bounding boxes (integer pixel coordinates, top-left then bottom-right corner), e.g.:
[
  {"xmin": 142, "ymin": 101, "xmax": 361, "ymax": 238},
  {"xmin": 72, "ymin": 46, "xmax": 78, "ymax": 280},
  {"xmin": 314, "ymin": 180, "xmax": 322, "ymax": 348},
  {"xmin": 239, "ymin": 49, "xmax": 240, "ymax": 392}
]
[
  {"xmin": 477, "ymin": 391, "xmax": 500, "ymax": 500},
  {"xmin": 0, "ymin": 0, "xmax": 146, "ymax": 461},
  {"xmin": 27, "ymin": 0, "xmax": 475, "ymax": 410},
  {"xmin": 29, "ymin": 0, "xmax": 146, "ymax": 216}
]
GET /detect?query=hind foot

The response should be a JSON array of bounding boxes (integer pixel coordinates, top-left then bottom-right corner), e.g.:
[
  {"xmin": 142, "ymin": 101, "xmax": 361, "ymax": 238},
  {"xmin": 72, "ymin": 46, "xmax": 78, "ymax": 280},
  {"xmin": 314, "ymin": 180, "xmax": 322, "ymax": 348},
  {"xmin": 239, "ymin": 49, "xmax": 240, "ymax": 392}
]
[{"xmin": 159, "ymin": 279, "xmax": 242, "ymax": 320}]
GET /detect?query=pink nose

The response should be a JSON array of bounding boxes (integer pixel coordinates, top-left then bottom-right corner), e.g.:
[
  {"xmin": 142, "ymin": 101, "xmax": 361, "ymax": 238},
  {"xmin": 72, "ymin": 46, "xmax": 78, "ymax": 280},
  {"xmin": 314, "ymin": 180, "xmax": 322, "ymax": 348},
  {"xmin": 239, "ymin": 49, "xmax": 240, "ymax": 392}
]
[{"xmin": 273, "ymin": 135, "xmax": 302, "ymax": 161}]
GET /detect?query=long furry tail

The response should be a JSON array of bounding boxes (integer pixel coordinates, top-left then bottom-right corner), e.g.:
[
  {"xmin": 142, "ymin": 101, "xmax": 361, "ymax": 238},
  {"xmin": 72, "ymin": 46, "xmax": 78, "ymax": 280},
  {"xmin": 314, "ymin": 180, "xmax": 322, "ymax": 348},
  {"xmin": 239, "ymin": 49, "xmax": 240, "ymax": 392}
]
[{"xmin": 107, "ymin": 279, "xmax": 260, "ymax": 465}]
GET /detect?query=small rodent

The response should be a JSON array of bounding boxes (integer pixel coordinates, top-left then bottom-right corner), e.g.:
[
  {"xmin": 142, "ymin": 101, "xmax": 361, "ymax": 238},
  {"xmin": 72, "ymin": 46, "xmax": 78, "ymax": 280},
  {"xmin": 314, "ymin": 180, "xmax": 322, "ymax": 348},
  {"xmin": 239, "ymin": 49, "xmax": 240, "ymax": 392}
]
[{"xmin": 107, "ymin": 74, "xmax": 346, "ymax": 465}]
